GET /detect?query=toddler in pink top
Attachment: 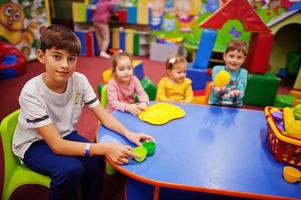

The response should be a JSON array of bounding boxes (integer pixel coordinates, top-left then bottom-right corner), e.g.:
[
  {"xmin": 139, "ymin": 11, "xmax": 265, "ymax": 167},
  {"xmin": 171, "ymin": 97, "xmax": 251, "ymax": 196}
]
[{"xmin": 107, "ymin": 52, "xmax": 149, "ymax": 115}]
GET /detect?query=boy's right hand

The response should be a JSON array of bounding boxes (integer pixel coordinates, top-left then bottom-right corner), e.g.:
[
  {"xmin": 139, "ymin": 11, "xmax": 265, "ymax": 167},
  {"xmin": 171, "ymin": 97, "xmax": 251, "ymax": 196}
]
[{"xmin": 105, "ymin": 143, "xmax": 139, "ymax": 165}]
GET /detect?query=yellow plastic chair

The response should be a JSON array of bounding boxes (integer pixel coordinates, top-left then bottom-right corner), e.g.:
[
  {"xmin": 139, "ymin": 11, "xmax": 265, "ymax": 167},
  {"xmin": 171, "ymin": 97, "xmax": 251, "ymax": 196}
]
[{"xmin": 0, "ymin": 110, "xmax": 50, "ymax": 200}]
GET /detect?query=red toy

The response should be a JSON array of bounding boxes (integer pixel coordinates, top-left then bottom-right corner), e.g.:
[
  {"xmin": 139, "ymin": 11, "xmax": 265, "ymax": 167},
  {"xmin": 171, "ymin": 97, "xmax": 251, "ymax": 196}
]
[{"xmin": 0, "ymin": 41, "xmax": 26, "ymax": 80}]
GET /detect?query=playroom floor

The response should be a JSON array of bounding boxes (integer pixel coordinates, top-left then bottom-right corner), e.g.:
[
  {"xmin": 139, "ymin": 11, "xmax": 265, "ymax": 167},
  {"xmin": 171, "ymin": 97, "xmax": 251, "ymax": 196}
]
[{"xmin": 0, "ymin": 56, "xmax": 293, "ymax": 200}]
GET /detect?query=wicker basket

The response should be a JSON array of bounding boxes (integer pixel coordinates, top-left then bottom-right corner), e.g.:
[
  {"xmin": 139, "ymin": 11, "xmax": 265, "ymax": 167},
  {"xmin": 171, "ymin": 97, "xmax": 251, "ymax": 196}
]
[{"xmin": 265, "ymin": 106, "xmax": 301, "ymax": 166}]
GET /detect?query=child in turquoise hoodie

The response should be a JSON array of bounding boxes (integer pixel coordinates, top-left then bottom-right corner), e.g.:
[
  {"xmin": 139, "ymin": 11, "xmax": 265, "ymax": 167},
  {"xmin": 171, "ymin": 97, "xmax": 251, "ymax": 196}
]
[{"xmin": 208, "ymin": 40, "xmax": 248, "ymax": 107}]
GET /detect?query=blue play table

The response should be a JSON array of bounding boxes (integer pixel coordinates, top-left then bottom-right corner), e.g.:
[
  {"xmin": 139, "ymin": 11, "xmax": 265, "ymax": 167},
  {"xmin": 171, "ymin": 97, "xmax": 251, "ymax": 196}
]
[{"xmin": 97, "ymin": 104, "xmax": 301, "ymax": 200}]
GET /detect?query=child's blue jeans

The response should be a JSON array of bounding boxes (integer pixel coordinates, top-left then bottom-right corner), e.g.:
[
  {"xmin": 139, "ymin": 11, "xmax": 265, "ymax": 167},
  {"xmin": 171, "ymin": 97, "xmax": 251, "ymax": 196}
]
[{"xmin": 23, "ymin": 131, "xmax": 105, "ymax": 200}]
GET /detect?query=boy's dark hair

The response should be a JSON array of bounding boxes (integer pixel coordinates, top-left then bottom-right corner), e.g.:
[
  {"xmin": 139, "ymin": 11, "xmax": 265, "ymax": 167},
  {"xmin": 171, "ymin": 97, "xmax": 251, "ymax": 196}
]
[
  {"xmin": 225, "ymin": 39, "xmax": 248, "ymax": 56},
  {"xmin": 166, "ymin": 54, "xmax": 187, "ymax": 70},
  {"xmin": 40, "ymin": 24, "xmax": 81, "ymax": 55},
  {"xmin": 111, "ymin": 52, "xmax": 133, "ymax": 72}
]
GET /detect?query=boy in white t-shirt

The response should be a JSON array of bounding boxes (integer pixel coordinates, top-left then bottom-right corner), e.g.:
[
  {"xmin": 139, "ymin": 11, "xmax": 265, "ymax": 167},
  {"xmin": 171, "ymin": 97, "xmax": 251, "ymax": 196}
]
[{"xmin": 12, "ymin": 24, "xmax": 154, "ymax": 200}]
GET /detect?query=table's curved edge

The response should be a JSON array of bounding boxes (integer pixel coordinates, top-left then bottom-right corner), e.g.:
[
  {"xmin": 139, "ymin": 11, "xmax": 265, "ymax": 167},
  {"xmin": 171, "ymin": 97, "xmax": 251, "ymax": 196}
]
[{"xmin": 106, "ymin": 158, "xmax": 295, "ymax": 200}]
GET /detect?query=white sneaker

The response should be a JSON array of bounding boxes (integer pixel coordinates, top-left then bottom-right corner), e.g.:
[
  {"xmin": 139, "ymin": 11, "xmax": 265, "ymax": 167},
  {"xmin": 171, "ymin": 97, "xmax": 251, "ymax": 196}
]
[{"xmin": 100, "ymin": 51, "xmax": 111, "ymax": 59}]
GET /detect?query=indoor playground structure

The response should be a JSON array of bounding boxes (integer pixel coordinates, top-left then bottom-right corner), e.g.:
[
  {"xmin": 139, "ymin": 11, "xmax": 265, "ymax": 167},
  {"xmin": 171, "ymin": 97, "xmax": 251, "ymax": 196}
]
[
  {"xmin": 66, "ymin": 0, "xmax": 301, "ymax": 107},
  {"xmin": 0, "ymin": 0, "xmax": 300, "ymax": 104}
]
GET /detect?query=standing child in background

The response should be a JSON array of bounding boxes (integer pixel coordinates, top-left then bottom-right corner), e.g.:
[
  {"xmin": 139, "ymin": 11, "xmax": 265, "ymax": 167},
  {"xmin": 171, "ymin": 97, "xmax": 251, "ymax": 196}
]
[
  {"xmin": 93, "ymin": 0, "xmax": 116, "ymax": 59},
  {"xmin": 156, "ymin": 54, "xmax": 193, "ymax": 103},
  {"xmin": 208, "ymin": 39, "xmax": 248, "ymax": 107},
  {"xmin": 12, "ymin": 25, "xmax": 154, "ymax": 200},
  {"xmin": 107, "ymin": 52, "xmax": 149, "ymax": 115}
]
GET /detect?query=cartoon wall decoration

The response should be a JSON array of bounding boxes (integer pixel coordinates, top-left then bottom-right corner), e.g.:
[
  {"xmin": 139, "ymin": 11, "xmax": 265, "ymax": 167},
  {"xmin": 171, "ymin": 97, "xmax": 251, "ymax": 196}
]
[
  {"xmin": 149, "ymin": 0, "xmax": 165, "ymax": 31},
  {"xmin": 148, "ymin": 0, "xmax": 299, "ymax": 53},
  {"xmin": 173, "ymin": 0, "xmax": 197, "ymax": 32},
  {"xmin": 0, "ymin": 0, "xmax": 49, "ymax": 60}
]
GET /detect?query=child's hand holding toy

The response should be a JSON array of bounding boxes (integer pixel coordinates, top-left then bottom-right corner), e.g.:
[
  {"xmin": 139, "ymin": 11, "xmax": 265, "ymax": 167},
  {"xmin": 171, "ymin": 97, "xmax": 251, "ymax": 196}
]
[
  {"xmin": 213, "ymin": 70, "xmax": 231, "ymax": 96},
  {"xmin": 213, "ymin": 86, "xmax": 227, "ymax": 95}
]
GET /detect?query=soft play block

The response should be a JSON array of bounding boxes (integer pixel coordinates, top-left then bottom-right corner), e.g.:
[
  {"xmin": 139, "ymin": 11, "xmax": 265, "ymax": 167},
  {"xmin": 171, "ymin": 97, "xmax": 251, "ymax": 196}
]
[
  {"xmin": 245, "ymin": 33, "xmax": 273, "ymax": 74},
  {"xmin": 75, "ymin": 30, "xmax": 96, "ymax": 57},
  {"xmin": 118, "ymin": 9, "xmax": 127, "ymax": 24},
  {"xmin": 133, "ymin": 60, "xmax": 144, "ymax": 80},
  {"xmin": 141, "ymin": 77, "xmax": 157, "ymax": 101},
  {"xmin": 244, "ymin": 72, "xmax": 281, "ymax": 106},
  {"xmin": 111, "ymin": 28, "xmax": 119, "ymax": 49},
  {"xmin": 273, "ymin": 95, "xmax": 296, "ymax": 108},
  {"xmin": 86, "ymin": 5, "xmax": 95, "ymax": 23},
  {"xmin": 72, "ymin": 3, "xmax": 87, "ymax": 22},
  {"xmin": 137, "ymin": 5, "xmax": 149, "ymax": 25},
  {"xmin": 125, "ymin": 29, "xmax": 135, "ymax": 54},
  {"xmin": 134, "ymin": 33, "xmax": 140, "ymax": 55},
  {"xmin": 127, "ymin": 7, "xmax": 137, "ymax": 24},
  {"xmin": 193, "ymin": 29, "xmax": 217, "ymax": 69},
  {"xmin": 119, "ymin": 30, "xmax": 126, "ymax": 51},
  {"xmin": 102, "ymin": 60, "xmax": 144, "ymax": 83},
  {"xmin": 133, "ymin": 32, "xmax": 150, "ymax": 56},
  {"xmin": 186, "ymin": 64, "xmax": 207, "ymax": 90}
]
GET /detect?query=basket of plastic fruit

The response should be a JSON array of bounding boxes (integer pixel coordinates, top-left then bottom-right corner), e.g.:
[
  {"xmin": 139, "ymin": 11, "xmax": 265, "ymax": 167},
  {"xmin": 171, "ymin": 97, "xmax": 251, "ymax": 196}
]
[{"xmin": 265, "ymin": 106, "xmax": 301, "ymax": 167}]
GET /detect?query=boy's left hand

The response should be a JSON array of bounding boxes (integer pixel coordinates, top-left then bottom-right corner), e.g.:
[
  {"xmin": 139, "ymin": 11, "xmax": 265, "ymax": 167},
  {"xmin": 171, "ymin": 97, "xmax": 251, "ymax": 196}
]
[{"xmin": 126, "ymin": 132, "xmax": 155, "ymax": 146}]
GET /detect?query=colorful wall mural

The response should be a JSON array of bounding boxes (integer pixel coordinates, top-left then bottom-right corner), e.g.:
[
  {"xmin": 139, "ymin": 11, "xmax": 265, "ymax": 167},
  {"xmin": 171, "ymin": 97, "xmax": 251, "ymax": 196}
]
[
  {"xmin": 0, "ymin": 0, "xmax": 49, "ymax": 60},
  {"xmin": 148, "ymin": 0, "xmax": 292, "ymax": 51}
]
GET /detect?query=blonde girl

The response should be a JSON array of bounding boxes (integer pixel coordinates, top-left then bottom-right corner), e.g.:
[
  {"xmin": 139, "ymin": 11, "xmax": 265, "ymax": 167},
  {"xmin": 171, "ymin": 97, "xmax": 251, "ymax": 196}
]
[{"xmin": 107, "ymin": 52, "xmax": 149, "ymax": 115}]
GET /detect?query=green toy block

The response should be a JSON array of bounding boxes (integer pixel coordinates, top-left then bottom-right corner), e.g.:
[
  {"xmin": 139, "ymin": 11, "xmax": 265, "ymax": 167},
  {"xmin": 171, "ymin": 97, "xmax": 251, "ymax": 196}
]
[
  {"xmin": 244, "ymin": 72, "xmax": 281, "ymax": 107},
  {"xmin": 141, "ymin": 77, "xmax": 157, "ymax": 101},
  {"xmin": 273, "ymin": 95, "xmax": 296, "ymax": 108}
]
